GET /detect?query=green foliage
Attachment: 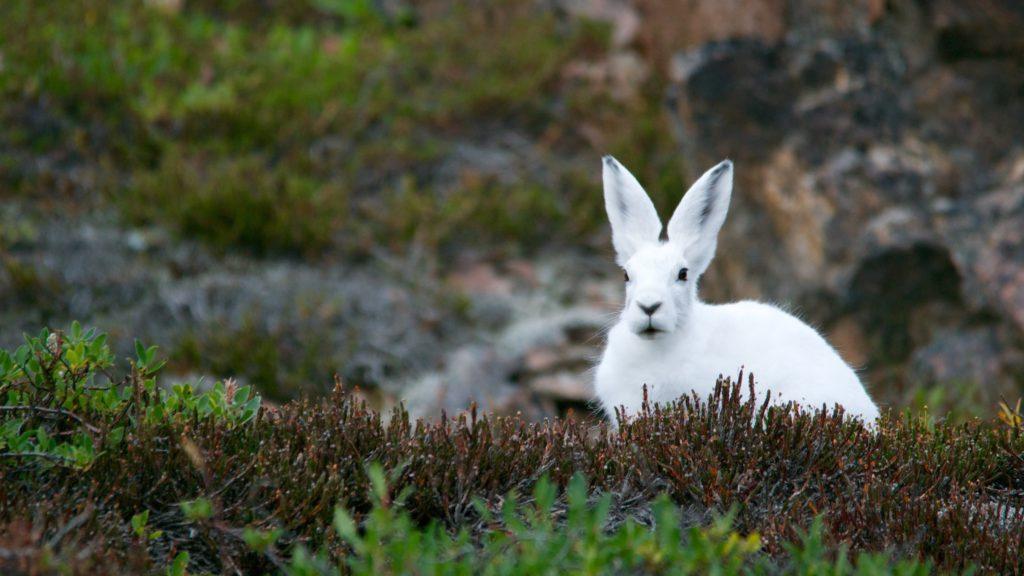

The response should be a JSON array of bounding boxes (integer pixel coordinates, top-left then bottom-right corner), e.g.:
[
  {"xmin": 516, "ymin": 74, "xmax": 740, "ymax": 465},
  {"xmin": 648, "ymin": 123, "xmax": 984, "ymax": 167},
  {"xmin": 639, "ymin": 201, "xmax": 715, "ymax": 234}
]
[
  {"xmin": 781, "ymin": 518, "xmax": 934, "ymax": 576},
  {"xmin": 281, "ymin": 471, "xmax": 936, "ymax": 575},
  {"xmin": 131, "ymin": 509, "xmax": 164, "ymax": 541},
  {"xmin": 3, "ymin": 325, "xmax": 1022, "ymax": 574},
  {"xmin": 905, "ymin": 379, "xmax": 991, "ymax": 427},
  {"xmin": 144, "ymin": 380, "xmax": 261, "ymax": 426},
  {"xmin": 1, "ymin": 0, "xmax": 679, "ymax": 257},
  {"xmin": 242, "ymin": 526, "xmax": 284, "ymax": 554},
  {"xmin": 167, "ymin": 551, "xmax": 190, "ymax": 576},
  {"xmin": 180, "ymin": 497, "xmax": 214, "ymax": 522},
  {"xmin": 126, "ymin": 150, "xmax": 347, "ymax": 256},
  {"xmin": 171, "ymin": 315, "xmax": 339, "ymax": 401},
  {"xmin": 373, "ymin": 176, "xmax": 566, "ymax": 252},
  {"xmin": 0, "ymin": 323, "xmax": 261, "ymax": 469}
]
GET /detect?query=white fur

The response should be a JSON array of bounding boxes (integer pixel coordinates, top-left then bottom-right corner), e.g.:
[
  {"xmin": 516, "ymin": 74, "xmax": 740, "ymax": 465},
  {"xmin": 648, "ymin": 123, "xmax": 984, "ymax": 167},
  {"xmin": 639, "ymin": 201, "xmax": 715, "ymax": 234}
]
[{"xmin": 594, "ymin": 156, "xmax": 879, "ymax": 423}]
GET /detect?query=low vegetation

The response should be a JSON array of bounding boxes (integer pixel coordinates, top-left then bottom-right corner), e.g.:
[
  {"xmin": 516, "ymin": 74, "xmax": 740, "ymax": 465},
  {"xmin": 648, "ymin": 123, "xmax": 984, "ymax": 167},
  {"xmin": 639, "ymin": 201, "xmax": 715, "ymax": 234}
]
[
  {"xmin": 2, "ymin": 0, "xmax": 685, "ymax": 258},
  {"xmin": 2, "ymin": 324, "xmax": 1023, "ymax": 574}
]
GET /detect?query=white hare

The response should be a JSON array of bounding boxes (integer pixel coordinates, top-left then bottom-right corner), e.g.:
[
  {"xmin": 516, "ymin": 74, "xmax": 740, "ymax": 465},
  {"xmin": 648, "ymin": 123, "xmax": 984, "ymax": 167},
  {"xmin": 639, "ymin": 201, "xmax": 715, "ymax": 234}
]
[{"xmin": 594, "ymin": 156, "xmax": 879, "ymax": 423}]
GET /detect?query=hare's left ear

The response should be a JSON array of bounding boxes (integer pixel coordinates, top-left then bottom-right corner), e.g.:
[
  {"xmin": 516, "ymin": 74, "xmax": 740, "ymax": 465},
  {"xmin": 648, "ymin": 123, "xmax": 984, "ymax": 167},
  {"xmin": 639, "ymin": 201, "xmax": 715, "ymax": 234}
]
[
  {"xmin": 666, "ymin": 160, "xmax": 733, "ymax": 276},
  {"xmin": 603, "ymin": 156, "xmax": 662, "ymax": 266}
]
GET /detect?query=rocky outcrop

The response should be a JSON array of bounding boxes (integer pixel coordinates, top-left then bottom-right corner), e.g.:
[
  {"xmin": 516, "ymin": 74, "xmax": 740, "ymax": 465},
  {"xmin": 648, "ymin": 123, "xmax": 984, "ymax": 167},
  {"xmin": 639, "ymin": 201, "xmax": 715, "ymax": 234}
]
[
  {"xmin": 402, "ymin": 257, "xmax": 614, "ymax": 421},
  {"xmin": 0, "ymin": 205, "xmax": 467, "ymax": 401},
  {"xmin": 660, "ymin": 0, "xmax": 1024, "ymax": 402}
]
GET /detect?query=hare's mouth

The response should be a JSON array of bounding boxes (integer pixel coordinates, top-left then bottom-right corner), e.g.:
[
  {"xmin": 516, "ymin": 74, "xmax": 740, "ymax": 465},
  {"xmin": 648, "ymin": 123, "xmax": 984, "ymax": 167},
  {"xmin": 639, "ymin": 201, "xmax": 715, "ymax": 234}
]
[{"xmin": 638, "ymin": 326, "xmax": 665, "ymax": 339}]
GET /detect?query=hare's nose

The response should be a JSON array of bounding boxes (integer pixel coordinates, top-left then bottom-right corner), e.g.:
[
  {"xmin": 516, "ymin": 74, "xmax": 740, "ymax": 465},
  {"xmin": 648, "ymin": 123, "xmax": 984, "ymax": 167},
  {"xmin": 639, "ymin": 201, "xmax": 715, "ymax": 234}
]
[{"xmin": 638, "ymin": 301, "xmax": 662, "ymax": 317}]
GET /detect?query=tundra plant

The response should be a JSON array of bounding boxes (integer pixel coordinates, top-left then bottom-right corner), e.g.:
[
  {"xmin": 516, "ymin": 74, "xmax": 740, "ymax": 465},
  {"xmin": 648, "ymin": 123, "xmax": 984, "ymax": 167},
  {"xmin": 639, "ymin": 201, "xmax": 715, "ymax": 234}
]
[{"xmin": 0, "ymin": 322, "xmax": 260, "ymax": 469}]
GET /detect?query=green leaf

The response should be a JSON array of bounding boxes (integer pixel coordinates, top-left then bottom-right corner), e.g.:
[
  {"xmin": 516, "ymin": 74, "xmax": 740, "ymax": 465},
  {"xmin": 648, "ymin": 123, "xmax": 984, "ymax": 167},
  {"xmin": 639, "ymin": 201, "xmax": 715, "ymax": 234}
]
[
  {"xmin": 242, "ymin": 397, "xmax": 261, "ymax": 422},
  {"xmin": 167, "ymin": 551, "xmax": 189, "ymax": 576},
  {"xmin": 180, "ymin": 498, "xmax": 213, "ymax": 521},
  {"xmin": 242, "ymin": 526, "xmax": 282, "ymax": 553},
  {"xmin": 36, "ymin": 427, "xmax": 52, "ymax": 450},
  {"xmin": 333, "ymin": 507, "xmax": 358, "ymax": 541},
  {"xmin": 367, "ymin": 463, "xmax": 388, "ymax": 505},
  {"xmin": 131, "ymin": 510, "xmax": 149, "ymax": 536},
  {"xmin": 531, "ymin": 475, "xmax": 555, "ymax": 528},
  {"xmin": 234, "ymin": 385, "xmax": 251, "ymax": 406}
]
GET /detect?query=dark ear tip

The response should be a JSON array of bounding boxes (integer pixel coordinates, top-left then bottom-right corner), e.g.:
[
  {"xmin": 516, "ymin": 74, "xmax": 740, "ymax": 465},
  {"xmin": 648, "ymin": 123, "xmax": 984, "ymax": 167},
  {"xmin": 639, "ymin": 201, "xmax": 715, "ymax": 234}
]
[
  {"xmin": 716, "ymin": 159, "xmax": 733, "ymax": 172},
  {"xmin": 602, "ymin": 155, "xmax": 619, "ymax": 168}
]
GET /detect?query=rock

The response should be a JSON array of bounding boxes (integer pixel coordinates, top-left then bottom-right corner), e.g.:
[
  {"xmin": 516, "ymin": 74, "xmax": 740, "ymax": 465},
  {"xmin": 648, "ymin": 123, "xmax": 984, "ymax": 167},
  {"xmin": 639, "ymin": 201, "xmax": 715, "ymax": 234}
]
[
  {"xmin": 403, "ymin": 345, "xmax": 526, "ymax": 419},
  {"xmin": 446, "ymin": 262, "xmax": 513, "ymax": 296},
  {"xmin": 403, "ymin": 257, "xmax": 612, "ymax": 421},
  {"xmin": 910, "ymin": 327, "xmax": 1023, "ymax": 404},
  {"xmin": 636, "ymin": 0, "xmax": 786, "ymax": 64},
  {"xmin": 959, "ymin": 183, "xmax": 1024, "ymax": 334},
  {"xmin": 523, "ymin": 348, "xmax": 562, "ymax": 373},
  {"xmin": 524, "ymin": 345, "xmax": 592, "ymax": 374},
  {"xmin": 558, "ymin": 0, "xmax": 642, "ymax": 48},
  {"xmin": 826, "ymin": 316, "xmax": 868, "ymax": 369},
  {"xmin": 0, "ymin": 206, "xmax": 467, "ymax": 402},
  {"xmin": 927, "ymin": 0, "xmax": 1024, "ymax": 61},
  {"xmin": 529, "ymin": 372, "xmax": 592, "ymax": 402},
  {"xmin": 636, "ymin": 0, "xmax": 891, "ymax": 69},
  {"xmin": 665, "ymin": 4, "xmax": 1024, "ymax": 402}
]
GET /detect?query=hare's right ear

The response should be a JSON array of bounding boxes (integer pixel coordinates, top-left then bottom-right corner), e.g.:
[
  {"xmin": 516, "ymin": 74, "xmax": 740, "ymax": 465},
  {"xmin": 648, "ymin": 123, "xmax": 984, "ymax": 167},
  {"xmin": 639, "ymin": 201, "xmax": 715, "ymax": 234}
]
[{"xmin": 603, "ymin": 156, "xmax": 661, "ymax": 265}]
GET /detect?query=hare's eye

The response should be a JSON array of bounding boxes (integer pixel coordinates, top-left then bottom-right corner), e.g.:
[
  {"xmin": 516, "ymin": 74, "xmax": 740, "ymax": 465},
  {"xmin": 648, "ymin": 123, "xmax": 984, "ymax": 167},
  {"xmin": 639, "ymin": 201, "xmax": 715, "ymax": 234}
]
[
  {"xmin": 623, "ymin": 270, "xmax": 630, "ymax": 282},
  {"xmin": 677, "ymin": 268, "xmax": 688, "ymax": 282}
]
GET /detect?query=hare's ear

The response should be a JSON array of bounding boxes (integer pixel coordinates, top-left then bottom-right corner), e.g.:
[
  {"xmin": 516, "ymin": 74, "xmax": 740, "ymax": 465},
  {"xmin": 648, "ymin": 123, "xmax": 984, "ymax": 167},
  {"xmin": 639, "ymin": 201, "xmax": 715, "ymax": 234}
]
[
  {"xmin": 666, "ymin": 160, "xmax": 733, "ymax": 276},
  {"xmin": 603, "ymin": 156, "xmax": 662, "ymax": 265}
]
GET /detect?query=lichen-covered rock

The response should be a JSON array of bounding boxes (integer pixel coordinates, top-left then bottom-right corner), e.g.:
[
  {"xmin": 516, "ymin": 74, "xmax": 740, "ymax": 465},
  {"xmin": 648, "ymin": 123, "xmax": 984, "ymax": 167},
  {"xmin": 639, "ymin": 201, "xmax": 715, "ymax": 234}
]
[
  {"xmin": 664, "ymin": 0, "xmax": 1024, "ymax": 399},
  {"xmin": 910, "ymin": 327, "xmax": 1023, "ymax": 406},
  {"xmin": 0, "ymin": 204, "xmax": 466, "ymax": 402}
]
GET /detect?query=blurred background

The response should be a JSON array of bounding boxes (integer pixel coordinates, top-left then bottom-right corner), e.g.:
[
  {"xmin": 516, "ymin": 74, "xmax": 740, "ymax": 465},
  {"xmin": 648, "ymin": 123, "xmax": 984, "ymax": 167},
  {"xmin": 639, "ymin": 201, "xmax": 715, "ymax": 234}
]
[{"xmin": 1, "ymin": 0, "xmax": 1022, "ymax": 421}]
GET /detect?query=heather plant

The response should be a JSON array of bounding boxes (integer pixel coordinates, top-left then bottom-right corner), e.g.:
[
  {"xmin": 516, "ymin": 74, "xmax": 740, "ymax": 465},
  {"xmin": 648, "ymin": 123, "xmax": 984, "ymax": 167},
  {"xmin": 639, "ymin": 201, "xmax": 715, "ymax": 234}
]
[{"xmin": 2, "ymin": 324, "xmax": 1022, "ymax": 574}]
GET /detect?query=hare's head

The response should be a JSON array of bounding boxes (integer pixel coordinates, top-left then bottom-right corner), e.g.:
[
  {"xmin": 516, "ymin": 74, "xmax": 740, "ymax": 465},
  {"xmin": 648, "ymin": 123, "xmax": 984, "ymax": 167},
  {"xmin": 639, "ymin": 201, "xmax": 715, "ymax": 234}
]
[{"xmin": 602, "ymin": 156, "xmax": 733, "ymax": 339}]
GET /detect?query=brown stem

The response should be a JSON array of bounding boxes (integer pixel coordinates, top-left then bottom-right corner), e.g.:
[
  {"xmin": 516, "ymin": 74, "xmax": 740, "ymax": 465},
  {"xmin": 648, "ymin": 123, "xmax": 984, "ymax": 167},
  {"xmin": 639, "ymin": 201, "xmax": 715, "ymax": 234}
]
[{"xmin": 0, "ymin": 406, "xmax": 100, "ymax": 434}]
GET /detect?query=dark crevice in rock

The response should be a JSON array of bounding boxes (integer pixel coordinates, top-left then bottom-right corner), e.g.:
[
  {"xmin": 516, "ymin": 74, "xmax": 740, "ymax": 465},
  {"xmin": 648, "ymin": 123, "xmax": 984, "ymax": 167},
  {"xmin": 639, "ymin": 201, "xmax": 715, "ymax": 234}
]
[{"xmin": 847, "ymin": 243, "xmax": 963, "ymax": 365}]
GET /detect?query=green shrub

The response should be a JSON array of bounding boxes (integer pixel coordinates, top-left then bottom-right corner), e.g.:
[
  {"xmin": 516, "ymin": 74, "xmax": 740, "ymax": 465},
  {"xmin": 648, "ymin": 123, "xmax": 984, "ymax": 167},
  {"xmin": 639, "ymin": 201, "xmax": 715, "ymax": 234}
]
[
  {"xmin": 0, "ymin": 322, "xmax": 260, "ymax": 470},
  {"xmin": 370, "ymin": 176, "xmax": 567, "ymax": 253},
  {"xmin": 283, "ymin": 469, "xmax": 935, "ymax": 575},
  {"xmin": 126, "ymin": 150, "xmax": 346, "ymax": 256}
]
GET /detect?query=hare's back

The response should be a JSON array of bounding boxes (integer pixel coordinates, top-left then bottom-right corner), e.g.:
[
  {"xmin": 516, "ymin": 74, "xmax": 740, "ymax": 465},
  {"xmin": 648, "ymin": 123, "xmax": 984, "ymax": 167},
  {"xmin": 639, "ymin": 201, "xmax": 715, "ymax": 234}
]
[
  {"xmin": 704, "ymin": 300, "xmax": 835, "ymax": 358},
  {"xmin": 701, "ymin": 300, "xmax": 875, "ymax": 417}
]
